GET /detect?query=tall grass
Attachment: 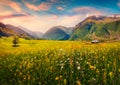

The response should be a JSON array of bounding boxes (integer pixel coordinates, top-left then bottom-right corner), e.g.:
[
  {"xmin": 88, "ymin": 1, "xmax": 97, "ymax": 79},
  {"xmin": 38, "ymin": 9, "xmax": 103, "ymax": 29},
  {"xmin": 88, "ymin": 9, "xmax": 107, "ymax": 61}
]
[{"xmin": 0, "ymin": 37, "xmax": 120, "ymax": 85}]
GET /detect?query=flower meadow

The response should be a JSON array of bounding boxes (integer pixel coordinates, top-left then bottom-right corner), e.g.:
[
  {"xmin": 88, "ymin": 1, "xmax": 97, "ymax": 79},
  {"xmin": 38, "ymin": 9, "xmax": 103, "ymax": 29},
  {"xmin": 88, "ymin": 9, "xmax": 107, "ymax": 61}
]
[{"xmin": 0, "ymin": 37, "xmax": 120, "ymax": 85}]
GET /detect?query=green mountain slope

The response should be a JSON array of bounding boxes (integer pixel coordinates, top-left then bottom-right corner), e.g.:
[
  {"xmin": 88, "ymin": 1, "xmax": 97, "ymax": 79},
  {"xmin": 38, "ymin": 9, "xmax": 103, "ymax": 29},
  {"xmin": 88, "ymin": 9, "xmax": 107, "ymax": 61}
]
[
  {"xmin": 0, "ymin": 22, "xmax": 31, "ymax": 38},
  {"xmin": 89, "ymin": 20, "xmax": 120, "ymax": 40},
  {"xmin": 70, "ymin": 15, "xmax": 120, "ymax": 41},
  {"xmin": 43, "ymin": 27, "xmax": 70, "ymax": 40}
]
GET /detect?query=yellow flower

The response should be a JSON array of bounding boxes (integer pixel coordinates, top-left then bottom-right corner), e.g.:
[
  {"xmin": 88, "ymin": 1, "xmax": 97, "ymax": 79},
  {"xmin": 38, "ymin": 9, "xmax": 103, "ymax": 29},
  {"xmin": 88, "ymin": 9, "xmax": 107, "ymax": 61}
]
[
  {"xmin": 59, "ymin": 75, "xmax": 62, "ymax": 78},
  {"xmin": 55, "ymin": 77, "xmax": 59, "ymax": 80},
  {"xmin": 118, "ymin": 69, "xmax": 120, "ymax": 72},
  {"xmin": 109, "ymin": 72, "xmax": 113, "ymax": 77},
  {"xmin": 19, "ymin": 72, "xmax": 22, "ymax": 76},
  {"xmin": 64, "ymin": 79, "xmax": 67, "ymax": 84},
  {"xmin": 76, "ymin": 80, "xmax": 82, "ymax": 85},
  {"xmin": 96, "ymin": 69, "xmax": 99, "ymax": 74},
  {"xmin": 86, "ymin": 62, "xmax": 90, "ymax": 65},
  {"xmin": 89, "ymin": 65, "xmax": 96, "ymax": 70}
]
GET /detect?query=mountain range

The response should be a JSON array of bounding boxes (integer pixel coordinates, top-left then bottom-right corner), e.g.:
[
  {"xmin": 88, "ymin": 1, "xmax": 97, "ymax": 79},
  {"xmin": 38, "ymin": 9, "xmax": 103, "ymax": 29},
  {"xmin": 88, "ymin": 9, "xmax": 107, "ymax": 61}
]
[
  {"xmin": 0, "ymin": 22, "xmax": 30, "ymax": 38},
  {"xmin": 18, "ymin": 26, "xmax": 43, "ymax": 39},
  {"xmin": 70, "ymin": 15, "xmax": 120, "ymax": 41},
  {"xmin": 0, "ymin": 23, "xmax": 43, "ymax": 39},
  {"xmin": 43, "ymin": 26, "xmax": 73, "ymax": 40},
  {"xmin": 0, "ymin": 14, "xmax": 120, "ymax": 41}
]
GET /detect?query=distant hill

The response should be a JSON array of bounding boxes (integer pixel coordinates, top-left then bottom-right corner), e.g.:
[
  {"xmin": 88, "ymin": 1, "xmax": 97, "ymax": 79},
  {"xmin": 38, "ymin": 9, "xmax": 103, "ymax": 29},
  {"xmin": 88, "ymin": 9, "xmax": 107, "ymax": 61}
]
[
  {"xmin": 70, "ymin": 15, "xmax": 120, "ymax": 41},
  {"xmin": 43, "ymin": 26, "xmax": 70, "ymax": 40},
  {"xmin": 18, "ymin": 26, "xmax": 43, "ymax": 39},
  {"xmin": 52, "ymin": 26, "xmax": 73, "ymax": 35},
  {"xmin": 33, "ymin": 31, "xmax": 43, "ymax": 39},
  {"xmin": 0, "ymin": 22, "xmax": 31, "ymax": 38},
  {"xmin": 1, "ymin": 14, "xmax": 120, "ymax": 41}
]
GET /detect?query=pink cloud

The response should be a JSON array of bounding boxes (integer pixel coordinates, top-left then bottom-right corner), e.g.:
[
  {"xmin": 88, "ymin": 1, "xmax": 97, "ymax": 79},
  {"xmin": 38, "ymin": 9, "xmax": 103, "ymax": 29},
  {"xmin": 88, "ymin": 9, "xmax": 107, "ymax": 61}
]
[
  {"xmin": 0, "ymin": 0, "xmax": 22, "ymax": 12},
  {"xmin": 24, "ymin": 2, "xmax": 39, "ymax": 11},
  {"xmin": 73, "ymin": 7, "xmax": 103, "ymax": 17},
  {"xmin": 0, "ymin": 13, "xmax": 31, "ymax": 20},
  {"xmin": 49, "ymin": 0, "xmax": 58, "ymax": 3},
  {"xmin": 24, "ymin": 2, "xmax": 51, "ymax": 11},
  {"xmin": 8, "ymin": 2, "xmax": 22, "ymax": 12},
  {"xmin": 0, "ymin": 11, "xmax": 13, "ymax": 16},
  {"xmin": 57, "ymin": 6, "xmax": 64, "ymax": 11},
  {"xmin": 38, "ymin": 2, "xmax": 51, "ymax": 11}
]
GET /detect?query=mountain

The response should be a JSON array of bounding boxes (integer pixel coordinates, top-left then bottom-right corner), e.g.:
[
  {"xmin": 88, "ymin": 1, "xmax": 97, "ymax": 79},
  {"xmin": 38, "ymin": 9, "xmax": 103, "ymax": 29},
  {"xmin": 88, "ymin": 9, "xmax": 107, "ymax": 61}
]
[
  {"xmin": 18, "ymin": 26, "xmax": 43, "ymax": 39},
  {"xmin": 0, "ymin": 22, "xmax": 11, "ymax": 37},
  {"xmin": 108, "ymin": 14, "xmax": 120, "ymax": 18},
  {"xmin": 70, "ymin": 15, "xmax": 120, "ymax": 41},
  {"xmin": 52, "ymin": 26, "xmax": 73, "ymax": 35},
  {"xmin": 34, "ymin": 31, "xmax": 43, "ymax": 39},
  {"xmin": 0, "ymin": 22, "xmax": 31, "ymax": 38},
  {"xmin": 43, "ymin": 26, "xmax": 70, "ymax": 40}
]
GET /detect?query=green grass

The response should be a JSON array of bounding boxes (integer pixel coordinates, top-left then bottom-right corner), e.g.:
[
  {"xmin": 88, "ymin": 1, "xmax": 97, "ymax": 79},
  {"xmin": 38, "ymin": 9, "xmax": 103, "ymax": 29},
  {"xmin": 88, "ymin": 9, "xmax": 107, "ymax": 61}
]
[{"xmin": 0, "ymin": 37, "xmax": 120, "ymax": 85}]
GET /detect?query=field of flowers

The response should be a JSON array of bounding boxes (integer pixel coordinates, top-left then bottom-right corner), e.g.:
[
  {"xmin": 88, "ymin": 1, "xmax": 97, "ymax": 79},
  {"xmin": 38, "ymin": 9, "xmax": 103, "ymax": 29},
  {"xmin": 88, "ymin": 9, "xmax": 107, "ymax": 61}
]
[{"xmin": 0, "ymin": 37, "xmax": 120, "ymax": 85}]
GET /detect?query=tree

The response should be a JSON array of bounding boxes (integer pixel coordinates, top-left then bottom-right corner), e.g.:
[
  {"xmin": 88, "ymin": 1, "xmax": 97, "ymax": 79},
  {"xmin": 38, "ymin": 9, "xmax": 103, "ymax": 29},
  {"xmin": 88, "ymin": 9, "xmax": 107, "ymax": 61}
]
[{"xmin": 12, "ymin": 36, "xmax": 19, "ymax": 47}]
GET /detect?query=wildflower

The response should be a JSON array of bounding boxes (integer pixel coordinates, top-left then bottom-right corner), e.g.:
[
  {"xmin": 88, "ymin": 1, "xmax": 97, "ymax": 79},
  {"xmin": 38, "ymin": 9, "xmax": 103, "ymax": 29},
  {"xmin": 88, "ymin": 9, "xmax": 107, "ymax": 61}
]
[
  {"xmin": 28, "ymin": 75, "xmax": 31, "ymax": 80},
  {"xmin": 23, "ymin": 76, "xmax": 26, "ymax": 80},
  {"xmin": 103, "ymin": 71, "xmax": 106, "ymax": 83},
  {"xmin": 19, "ymin": 72, "xmax": 22, "ymax": 76},
  {"xmin": 77, "ymin": 66, "xmax": 80, "ymax": 70},
  {"xmin": 109, "ymin": 72, "xmax": 113, "ymax": 77},
  {"xmin": 76, "ymin": 61, "xmax": 79, "ymax": 64},
  {"xmin": 59, "ymin": 48, "xmax": 63, "ymax": 51},
  {"xmin": 89, "ymin": 65, "xmax": 96, "ymax": 70},
  {"xmin": 72, "ymin": 71, "xmax": 74, "ymax": 74},
  {"xmin": 50, "ymin": 66, "xmax": 53, "ymax": 70},
  {"xmin": 96, "ymin": 69, "xmax": 99, "ymax": 74},
  {"xmin": 107, "ymin": 64, "xmax": 109, "ymax": 67},
  {"xmin": 55, "ymin": 77, "xmax": 59, "ymax": 80},
  {"xmin": 67, "ymin": 58, "xmax": 70, "ymax": 61},
  {"xmin": 92, "ymin": 77, "xmax": 96, "ymax": 81},
  {"xmin": 76, "ymin": 80, "xmax": 82, "ymax": 85},
  {"xmin": 60, "ymin": 60, "xmax": 62, "ymax": 63},
  {"xmin": 80, "ymin": 58, "xmax": 83, "ymax": 61},
  {"xmin": 61, "ymin": 65, "xmax": 64, "ymax": 69},
  {"xmin": 16, "ymin": 69, "xmax": 19, "ymax": 72},
  {"xmin": 64, "ymin": 79, "xmax": 67, "ymax": 84},
  {"xmin": 86, "ymin": 62, "xmax": 90, "ymax": 65},
  {"xmin": 59, "ymin": 75, "xmax": 62, "ymax": 78},
  {"xmin": 118, "ymin": 69, "xmax": 120, "ymax": 72},
  {"xmin": 69, "ymin": 58, "xmax": 73, "ymax": 66}
]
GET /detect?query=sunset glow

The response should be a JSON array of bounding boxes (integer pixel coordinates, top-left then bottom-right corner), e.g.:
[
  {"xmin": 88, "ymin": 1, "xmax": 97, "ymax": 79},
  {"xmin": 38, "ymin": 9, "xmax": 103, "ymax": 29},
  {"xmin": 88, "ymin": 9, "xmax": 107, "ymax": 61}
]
[{"xmin": 0, "ymin": 0, "xmax": 119, "ymax": 33}]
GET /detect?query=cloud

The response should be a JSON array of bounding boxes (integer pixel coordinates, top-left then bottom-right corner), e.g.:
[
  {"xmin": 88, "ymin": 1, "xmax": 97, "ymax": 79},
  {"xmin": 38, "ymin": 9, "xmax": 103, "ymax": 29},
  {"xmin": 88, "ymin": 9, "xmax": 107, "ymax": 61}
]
[
  {"xmin": 0, "ymin": 13, "xmax": 31, "ymax": 20},
  {"xmin": 1, "ymin": 13, "xmax": 85, "ymax": 33},
  {"xmin": 0, "ymin": 6, "xmax": 107, "ymax": 33},
  {"xmin": 49, "ymin": 0, "xmax": 58, "ymax": 3},
  {"xmin": 0, "ymin": 11, "xmax": 13, "ymax": 16},
  {"xmin": 24, "ymin": 1, "xmax": 51, "ymax": 11},
  {"xmin": 23, "ymin": 0, "xmax": 59, "ymax": 11},
  {"xmin": 73, "ymin": 6, "xmax": 103, "ymax": 17},
  {"xmin": 117, "ymin": 0, "xmax": 120, "ymax": 7},
  {"xmin": 0, "ymin": 0, "xmax": 22, "ymax": 12},
  {"xmin": 57, "ymin": 6, "xmax": 64, "ymax": 11},
  {"xmin": 57, "ymin": 15, "xmax": 85, "ymax": 27}
]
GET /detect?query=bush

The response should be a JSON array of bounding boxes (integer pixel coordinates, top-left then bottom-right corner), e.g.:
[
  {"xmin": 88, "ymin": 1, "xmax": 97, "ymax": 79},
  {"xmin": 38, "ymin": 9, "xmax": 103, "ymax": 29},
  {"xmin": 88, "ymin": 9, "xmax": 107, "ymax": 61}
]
[{"xmin": 12, "ymin": 36, "xmax": 19, "ymax": 47}]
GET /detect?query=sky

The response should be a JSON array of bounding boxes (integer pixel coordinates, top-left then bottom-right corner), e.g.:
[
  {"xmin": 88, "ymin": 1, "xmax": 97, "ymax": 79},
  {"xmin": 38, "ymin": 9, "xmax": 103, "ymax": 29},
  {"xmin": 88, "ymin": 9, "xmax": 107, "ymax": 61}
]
[{"xmin": 0, "ymin": 0, "xmax": 120, "ymax": 33}]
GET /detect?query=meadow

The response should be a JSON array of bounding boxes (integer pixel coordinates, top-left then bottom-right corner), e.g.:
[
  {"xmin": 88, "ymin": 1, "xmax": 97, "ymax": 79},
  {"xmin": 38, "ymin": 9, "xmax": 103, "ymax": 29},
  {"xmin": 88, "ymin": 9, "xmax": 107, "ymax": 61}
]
[{"xmin": 0, "ymin": 37, "xmax": 120, "ymax": 85}]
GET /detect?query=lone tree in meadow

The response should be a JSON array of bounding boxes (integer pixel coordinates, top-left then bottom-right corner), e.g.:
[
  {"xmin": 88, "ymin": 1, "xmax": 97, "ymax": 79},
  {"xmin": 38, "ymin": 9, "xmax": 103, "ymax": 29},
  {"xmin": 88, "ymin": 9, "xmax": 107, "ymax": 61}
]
[{"xmin": 12, "ymin": 36, "xmax": 19, "ymax": 47}]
